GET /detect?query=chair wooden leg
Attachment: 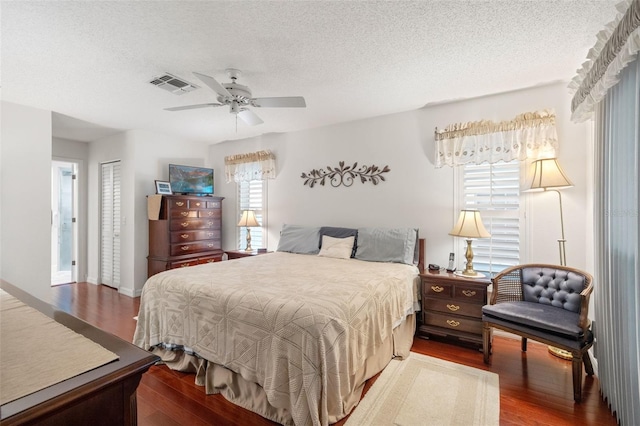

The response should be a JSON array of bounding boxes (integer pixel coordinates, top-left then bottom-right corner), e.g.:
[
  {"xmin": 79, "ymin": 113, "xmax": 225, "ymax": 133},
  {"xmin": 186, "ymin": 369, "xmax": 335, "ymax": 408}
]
[
  {"xmin": 572, "ymin": 355, "xmax": 583, "ymax": 403},
  {"xmin": 482, "ymin": 323, "xmax": 491, "ymax": 364},
  {"xmin": 583, "ymin": 351, "xmax": 594, "ymax": 376},
  {"xmin": 521, "ymin": 337, "xmax": 527, "ymax": 352}
]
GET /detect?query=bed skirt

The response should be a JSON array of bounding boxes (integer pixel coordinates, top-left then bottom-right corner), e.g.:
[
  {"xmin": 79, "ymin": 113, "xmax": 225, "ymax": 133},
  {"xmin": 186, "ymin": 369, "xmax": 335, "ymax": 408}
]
[{"xmin": 151, "ymin": 313, "xmax": 416, "ymax": 425}]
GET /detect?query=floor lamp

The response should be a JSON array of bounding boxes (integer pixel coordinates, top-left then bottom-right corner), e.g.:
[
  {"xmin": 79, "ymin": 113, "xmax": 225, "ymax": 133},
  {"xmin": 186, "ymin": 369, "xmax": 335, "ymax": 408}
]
[{"xmin": 524, "ymin": 157, "xmax": 573, "ymax": 359}]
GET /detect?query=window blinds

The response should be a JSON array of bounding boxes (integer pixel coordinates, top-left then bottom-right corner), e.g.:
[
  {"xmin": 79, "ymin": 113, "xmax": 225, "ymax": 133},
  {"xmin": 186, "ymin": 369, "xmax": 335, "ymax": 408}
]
[
  {"xmin": 462, "ymin": 161, "xmax": 521, "ymax": 274},
  {"xmin": 237, "ymin": 180, "xmax": 266, "ymax": 250}
]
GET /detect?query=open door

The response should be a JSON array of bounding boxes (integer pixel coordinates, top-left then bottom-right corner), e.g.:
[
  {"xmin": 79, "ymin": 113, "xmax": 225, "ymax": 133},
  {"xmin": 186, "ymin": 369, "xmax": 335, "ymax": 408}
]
[{"xmin": 51, "ymin": 160, "xmax": 78, "ymax": 286}]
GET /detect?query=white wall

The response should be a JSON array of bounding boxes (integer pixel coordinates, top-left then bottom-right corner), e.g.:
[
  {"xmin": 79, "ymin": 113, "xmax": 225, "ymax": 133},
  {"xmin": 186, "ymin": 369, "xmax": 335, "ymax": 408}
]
[
  {"xmin": 86, "ymin": 129, "xmax": 208, "ymax": 296},
  {"xmin": 52, "ymin": 137, "xmax": 89, "ymax": 283},
  {"xmin": 0, "ymin": 101, "xmax": 53, "ymax": 302},
  {"xmin": 209, "ymin": 82, "xmax": 594, "ymax": 273}
]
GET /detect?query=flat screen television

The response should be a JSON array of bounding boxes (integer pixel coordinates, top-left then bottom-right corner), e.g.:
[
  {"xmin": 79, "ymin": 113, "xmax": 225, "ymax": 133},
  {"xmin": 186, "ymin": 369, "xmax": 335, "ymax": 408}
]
[{"xmin": 169, "ymin": 164, "xmax": 214, "ymax": 195}]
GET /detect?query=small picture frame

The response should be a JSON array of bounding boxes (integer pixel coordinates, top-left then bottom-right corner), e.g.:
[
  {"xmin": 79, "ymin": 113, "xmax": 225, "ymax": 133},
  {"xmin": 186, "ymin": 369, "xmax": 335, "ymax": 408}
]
[{"xmin": 155, "ymin": 180, "xmax": 173, "ymax": 195}]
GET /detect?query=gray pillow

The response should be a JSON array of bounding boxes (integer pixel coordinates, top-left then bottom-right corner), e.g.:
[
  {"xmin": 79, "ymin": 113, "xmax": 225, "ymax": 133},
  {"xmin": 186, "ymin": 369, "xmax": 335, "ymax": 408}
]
[
  {"xmin": 355, "ymin": 227, "xmax": 418, "ymax": 265},
  {"xmin": 276, "ymin": 224, "xmax": 321, "ymax": 254},
  {"xmin": 319, "ymin": 226, "xmax": 358, "ymax": 258}
]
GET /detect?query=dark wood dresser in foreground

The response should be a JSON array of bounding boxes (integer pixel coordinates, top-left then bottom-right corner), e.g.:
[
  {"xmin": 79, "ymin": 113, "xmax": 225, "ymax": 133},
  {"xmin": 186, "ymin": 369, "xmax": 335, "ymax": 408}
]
[
  {"xmin": 147, "ymin": 194, "xmax": 224, "ymax": 277},
  {"xmin": 417, "ymin": 270, "xmax": 490, "ymax": 348},
  {"xmin": 0, "ymin": 281, "xmax": 158, "ymax": 425}
]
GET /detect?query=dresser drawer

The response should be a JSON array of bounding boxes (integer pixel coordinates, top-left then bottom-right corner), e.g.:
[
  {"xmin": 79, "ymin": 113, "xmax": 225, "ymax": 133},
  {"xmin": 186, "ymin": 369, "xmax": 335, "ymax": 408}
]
[
  {"xmin": 423, "ymin": 311, "xmax": 483, "ymax": 335},
  {"xmin": 423, "ymin": 297, "xmax": 483, "ymax": 318},
  {"xmin": 198, "ymin": 209, "xmax": 221, "ymax": 219},
  {"xmin": 169, "ymin": 199, "xmax": 188, "ymax": 209},
  {"xmin": 170, "ymin": 240, "xmax": 222, "ymax": 256},
  {"xmin": 423, "ymin": 281, "xmax": 453, "ymax": 298},
  {"xmin": 169, "ymin": 259, "xmax": 199, "ymax": 269},
  {"xmin": 199, "ymin": 254, "xmax": 223, "ymax": 264},
  {"xmin": 454, "ymin": 285, "xmax": 486, "ymax": 303},
  {"xmin": 170, "ymin": 209, "xmax": 197, "ymax": 219},
  {"xmin": 170, "ymin": 230, "xmax": 221, "ymax": 243},
  {"xmin": 188, "ymin": 199, "xmax": 207, "ymax": 209},
  {"xmin": 170, "ymin": 219, "xmax": 220, "ymax": 231}
]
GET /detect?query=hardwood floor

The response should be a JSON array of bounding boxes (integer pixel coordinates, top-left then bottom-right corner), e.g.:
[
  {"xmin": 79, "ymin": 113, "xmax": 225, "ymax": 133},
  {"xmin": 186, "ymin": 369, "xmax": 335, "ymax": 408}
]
[{"xmin": 51, "ymin": 283, "xmax": 618, "ymax": 426}]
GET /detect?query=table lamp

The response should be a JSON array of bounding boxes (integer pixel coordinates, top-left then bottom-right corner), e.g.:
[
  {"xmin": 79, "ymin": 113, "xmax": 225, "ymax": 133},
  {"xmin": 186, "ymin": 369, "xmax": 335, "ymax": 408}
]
[
  {"xmin": 237, "ymin": 210, "xmax": 260, "ymax": 251},
  {"xmin": 524, "ymin": 158, "xmax": 573, "ymax": 266},
  {"xmin": 449, "ymin": 209, "xmax": 491, "ymax": 277}
]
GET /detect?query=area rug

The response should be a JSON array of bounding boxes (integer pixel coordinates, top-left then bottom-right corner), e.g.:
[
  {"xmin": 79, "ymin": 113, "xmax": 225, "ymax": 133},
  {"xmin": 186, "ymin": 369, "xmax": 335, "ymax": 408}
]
[{"xmin": 345, "ymin": 351, "xmax": 499, "ymax": 426}]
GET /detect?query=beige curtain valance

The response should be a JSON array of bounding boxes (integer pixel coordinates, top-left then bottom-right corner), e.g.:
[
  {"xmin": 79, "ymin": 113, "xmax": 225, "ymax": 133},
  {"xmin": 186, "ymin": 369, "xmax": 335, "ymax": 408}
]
[
  {"xmin": 224, "ymin": 150, "xmax": 276, "ymax": 182},
  {"xmin": 569, "ymin": 0, "xmax": 640, "ymax": 122},
  {"xmin": 435, "ymin": 110, "xmax": 558, "ymax": 168}
]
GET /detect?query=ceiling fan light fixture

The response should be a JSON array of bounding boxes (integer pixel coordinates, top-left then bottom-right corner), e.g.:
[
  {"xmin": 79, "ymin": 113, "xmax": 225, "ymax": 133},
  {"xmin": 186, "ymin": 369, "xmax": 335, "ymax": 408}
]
[{"xmin": 165, "ymin": 69, "xmax": 305, "ymax": 127}]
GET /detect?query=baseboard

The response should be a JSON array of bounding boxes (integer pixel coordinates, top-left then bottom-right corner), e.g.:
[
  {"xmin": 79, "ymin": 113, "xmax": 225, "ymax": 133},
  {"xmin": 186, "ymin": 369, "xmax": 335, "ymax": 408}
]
[
  {"xmin": 118, "ymin": 287, "xmax": 142, "ymax": 298},
  {"xmin": 86, "ymin": 276, "xmax": 98, "ymax": 285}
]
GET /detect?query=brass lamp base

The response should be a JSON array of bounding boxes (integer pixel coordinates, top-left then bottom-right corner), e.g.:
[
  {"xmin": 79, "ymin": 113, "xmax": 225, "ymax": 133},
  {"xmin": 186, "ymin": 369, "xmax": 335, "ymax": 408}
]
[
  {"xmin": 548, "ymin": 345, "xmax": 573, "ymax": 360},
  {"xmin": 244, "ymin": 227, "xmax": 253, "ymax": 251}
]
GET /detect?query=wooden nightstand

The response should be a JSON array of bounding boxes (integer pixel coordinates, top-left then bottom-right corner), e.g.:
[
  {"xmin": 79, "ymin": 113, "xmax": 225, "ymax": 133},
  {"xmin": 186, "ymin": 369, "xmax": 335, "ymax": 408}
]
[
  {"xmin": 417, "ymin": 270, "xmax": 490, "ymax": 348},
  {"xmin": 225, "ymin": 249, "xmax": 268, "ymax": 260}
]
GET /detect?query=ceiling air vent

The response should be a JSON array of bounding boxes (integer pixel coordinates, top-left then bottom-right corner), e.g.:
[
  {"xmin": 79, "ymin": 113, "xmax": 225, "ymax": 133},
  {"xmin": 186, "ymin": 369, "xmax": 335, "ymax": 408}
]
[{"xmin": 149, "ymin": 73, "xmax": 199, "ymax": 95}]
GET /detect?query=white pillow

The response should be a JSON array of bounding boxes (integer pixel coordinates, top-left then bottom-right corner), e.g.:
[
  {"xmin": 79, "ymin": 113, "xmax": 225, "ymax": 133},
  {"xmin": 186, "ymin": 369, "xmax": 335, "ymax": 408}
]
[{"xmin": 318, "ymin": 235, "xmax": 355, "ymax": 259}]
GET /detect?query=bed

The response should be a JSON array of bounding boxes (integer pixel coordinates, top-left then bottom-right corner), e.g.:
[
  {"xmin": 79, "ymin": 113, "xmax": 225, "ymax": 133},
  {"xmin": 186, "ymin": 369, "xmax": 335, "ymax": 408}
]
[{"xmin": 134, "ymin": 226, "xmax": 424, "ymax": 426}]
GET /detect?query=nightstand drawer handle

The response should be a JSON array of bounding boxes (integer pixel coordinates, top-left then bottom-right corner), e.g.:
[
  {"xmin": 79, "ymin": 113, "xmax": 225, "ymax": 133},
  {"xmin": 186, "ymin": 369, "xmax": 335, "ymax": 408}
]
[
  {"xmin": 207, "ymin": 243, "xmax": 214, "ymax": 248},
  {"xmin": 181, "ymin": 222, "xmax": 189, "ymax": 228},
  {"xmin": 446, "ymin": 320, "xmax": 460, "ymax": 327},
  {"xmin": 207, "ymin": 211, "xmax": 214, "ymax": 216},
  {"xmin": 462, "ymin": 290, "xmax": 476, "ymax": 297},
  {"xmin": 176, "ymin": 201, "xmax": 185, "ymax": 207},
  {"xmin": 431, "ymin": 285, "xmax": 444, "ymax": 293},
  {"xmin": 180, "ymin": 234, "xmax": 189, "ymax": 239},
  {"xmin": 446, "ymin": 304, "xmax": 460, "ymax": 312},
  {"xmin": 208, "ymin": 232, "xmax": 214, "ymax": 237},
  {"xmin": 181, "ymin": 246, "xmax": 190, "ymax": 251},
  {"xmin": 181, "ymin": 211, "xmax": 189, "ymax": 217},
  {"xmin": 195, "ymin": 202, "xmax": 201, "ymax": 207}
]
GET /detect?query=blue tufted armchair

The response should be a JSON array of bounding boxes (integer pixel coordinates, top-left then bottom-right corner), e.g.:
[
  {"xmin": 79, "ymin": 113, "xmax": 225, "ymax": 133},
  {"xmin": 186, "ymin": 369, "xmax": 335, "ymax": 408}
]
[{"xmin": 482, "ymin": 264, "xmax": 594, "ymax": 402}]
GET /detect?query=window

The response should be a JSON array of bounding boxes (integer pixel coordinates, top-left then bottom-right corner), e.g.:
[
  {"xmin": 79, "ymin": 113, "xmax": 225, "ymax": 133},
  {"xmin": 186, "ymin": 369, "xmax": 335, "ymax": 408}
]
[
  {"xmin": 457, "ymin": 161, "xmax": 524, "ymax": 275},
  {"xmin": 237, "ymin": 179, "xmax": 266, "ymax": 250}
]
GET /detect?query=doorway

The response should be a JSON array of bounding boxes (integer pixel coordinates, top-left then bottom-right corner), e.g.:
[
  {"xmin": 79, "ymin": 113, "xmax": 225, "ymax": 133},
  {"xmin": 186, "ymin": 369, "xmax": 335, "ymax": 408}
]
[{"xmin": 51, "ymin": 160, "xmax": 78, "ymax": 286}]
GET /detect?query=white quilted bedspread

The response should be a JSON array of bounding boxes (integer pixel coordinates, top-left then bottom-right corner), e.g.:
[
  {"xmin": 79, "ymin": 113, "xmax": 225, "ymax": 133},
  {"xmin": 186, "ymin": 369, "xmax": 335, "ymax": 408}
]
[{"xmin": 133, "ymin": 252, "xmax": 418, "ymax": 426}]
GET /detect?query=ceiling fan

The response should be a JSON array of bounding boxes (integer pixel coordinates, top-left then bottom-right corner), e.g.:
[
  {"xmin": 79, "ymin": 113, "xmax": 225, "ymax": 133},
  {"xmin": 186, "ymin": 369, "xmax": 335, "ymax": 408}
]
[{"xmin": 165, "ymin": 69, "xmax": 306, "ymax": 126}]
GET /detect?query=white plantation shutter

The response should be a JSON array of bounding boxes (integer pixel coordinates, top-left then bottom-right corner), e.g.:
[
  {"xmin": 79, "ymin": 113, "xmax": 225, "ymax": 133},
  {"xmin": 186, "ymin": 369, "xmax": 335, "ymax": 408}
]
[
  {"xmin": 237, "ymin": 180, "xmax": 266, "ymax": 249},
  {"xmin": 100, "ymin": 161, "xmax": 121, "ymax": 288},
  {"xmin": 461, "ymin": 161, "xmax": 522, "ymax": 274}
]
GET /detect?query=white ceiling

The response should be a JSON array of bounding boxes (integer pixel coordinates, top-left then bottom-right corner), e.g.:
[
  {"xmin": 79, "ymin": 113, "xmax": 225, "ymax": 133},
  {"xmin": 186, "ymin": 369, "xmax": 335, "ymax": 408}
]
[{"xmin": 1, "ymin": 1, "xmax": 617, "ymax": 144}]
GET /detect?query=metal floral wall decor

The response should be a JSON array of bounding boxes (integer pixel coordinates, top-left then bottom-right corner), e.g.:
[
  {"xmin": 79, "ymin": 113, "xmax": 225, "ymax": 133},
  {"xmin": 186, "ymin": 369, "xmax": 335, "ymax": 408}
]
[{"xmin": 301, "ymin": 161, "xmax": 390, "ymax": 188}]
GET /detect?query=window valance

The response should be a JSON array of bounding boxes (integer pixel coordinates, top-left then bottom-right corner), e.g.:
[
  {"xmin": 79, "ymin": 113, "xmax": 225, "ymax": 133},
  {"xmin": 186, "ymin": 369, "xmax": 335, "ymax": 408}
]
[
  {"xmin": 224, "ymin": 150, "xmax": 276, "ymax": 183},
  {"xmin": 435, "ymin": 110, "xmax": 558, "ymax": 168},
  {"xmin": 569, "ymin": 0, "xmax": 640, "ymax": 122}
]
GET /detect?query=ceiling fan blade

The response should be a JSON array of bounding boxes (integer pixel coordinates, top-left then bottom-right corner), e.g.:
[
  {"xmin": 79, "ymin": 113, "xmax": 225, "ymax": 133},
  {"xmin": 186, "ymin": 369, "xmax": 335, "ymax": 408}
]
[
  {"xmin": 165, "ymin": 103, "xmax": 224, "ymax": 111},
  {"xmin": 193, "ymin": 72, "xmax": 232, "ymax": 99},
  {"xmin": 238, "ymin": 109, "xmax": 264, "ymax": 126},
  {"xmin": 252, "ymin": 96, "xmax": 306, "ymax": 108}
]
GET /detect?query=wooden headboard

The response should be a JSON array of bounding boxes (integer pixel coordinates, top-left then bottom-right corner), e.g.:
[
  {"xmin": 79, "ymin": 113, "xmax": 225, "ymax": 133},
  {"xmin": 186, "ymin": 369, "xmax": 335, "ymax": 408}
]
[{"xmin": 417, "ymin": 238, "xmax": 425, "ymax": 274}]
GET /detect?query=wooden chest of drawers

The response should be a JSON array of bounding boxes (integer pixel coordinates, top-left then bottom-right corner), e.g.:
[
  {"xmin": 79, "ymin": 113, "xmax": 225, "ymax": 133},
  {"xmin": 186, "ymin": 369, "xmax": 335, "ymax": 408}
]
[
  {"xmin": 147, "ymin": 195, "xmax": 224, "ymax": 277},
  {"xmin": 417, "ymin": 270, "xmax": 490, "ymax": 348}
]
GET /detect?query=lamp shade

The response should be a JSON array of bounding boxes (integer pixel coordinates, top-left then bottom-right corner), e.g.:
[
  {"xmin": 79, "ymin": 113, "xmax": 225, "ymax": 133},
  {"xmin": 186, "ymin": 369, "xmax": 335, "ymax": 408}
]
[
  {"xmin": 237, "ymin": 210, "xmax": 260, "ymax": 227},
  {"xmin": 525, "ymin": 158, "xmax": 573, "ymax": 191},
  {"xmin": 449, "ymin": 210, "xmax": 491, "ymax": 239}
]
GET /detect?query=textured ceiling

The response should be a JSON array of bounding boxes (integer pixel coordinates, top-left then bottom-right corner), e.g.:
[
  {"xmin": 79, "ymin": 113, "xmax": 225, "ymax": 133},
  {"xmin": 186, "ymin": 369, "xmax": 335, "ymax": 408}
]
[{"xmin": 1, "ymin": 1, "xmax": 618, "ymax": 144}]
